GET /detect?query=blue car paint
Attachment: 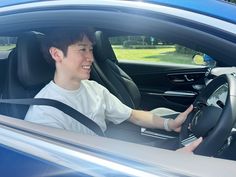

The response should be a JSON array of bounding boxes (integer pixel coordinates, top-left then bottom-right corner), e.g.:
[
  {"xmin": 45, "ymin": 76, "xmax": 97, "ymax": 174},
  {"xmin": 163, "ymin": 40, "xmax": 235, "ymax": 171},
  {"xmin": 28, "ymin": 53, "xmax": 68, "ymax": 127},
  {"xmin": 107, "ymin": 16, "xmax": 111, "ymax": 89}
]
[
  {"xmin": 0, "ymin": 0, "xmax": 236, "ymax": 176},
  {"xmin": 145, "ymin": 0, "xmax": 236, "ymax": 23},
  {"xmin": 0, "ymin": 0, "xmax": 38, "ymax": 7},
  {"xmin": 0, "ymin": 145, "xmax": 84, "ymax": 177},
  {"xmin": 2, "ymin": 0, "xmax": 236, "ymax": 24}
]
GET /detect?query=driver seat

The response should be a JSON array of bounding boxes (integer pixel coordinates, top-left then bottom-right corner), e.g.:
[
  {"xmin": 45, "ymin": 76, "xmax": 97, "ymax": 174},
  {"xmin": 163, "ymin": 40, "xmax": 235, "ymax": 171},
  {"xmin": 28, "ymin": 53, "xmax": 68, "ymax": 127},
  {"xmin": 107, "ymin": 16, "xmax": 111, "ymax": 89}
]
[
  {"xmin": 0, "ymin": 31, "xmax": 54, "ymax": 119},
  {"xmin": 93, "ymin": 31, "xmax": 141, "ymax": 109},
  {"xmin": 93, "ymin": 31, "xmax": 177, "ymax": 116}
]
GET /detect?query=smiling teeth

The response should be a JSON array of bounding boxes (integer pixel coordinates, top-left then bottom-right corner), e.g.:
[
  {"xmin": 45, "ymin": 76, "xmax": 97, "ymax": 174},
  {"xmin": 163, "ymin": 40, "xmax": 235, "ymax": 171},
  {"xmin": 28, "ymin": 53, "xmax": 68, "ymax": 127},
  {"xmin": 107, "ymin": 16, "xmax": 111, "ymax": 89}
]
[{"xmin": 82, "ymin": 65, "xmax": 91, "ymax": 69}]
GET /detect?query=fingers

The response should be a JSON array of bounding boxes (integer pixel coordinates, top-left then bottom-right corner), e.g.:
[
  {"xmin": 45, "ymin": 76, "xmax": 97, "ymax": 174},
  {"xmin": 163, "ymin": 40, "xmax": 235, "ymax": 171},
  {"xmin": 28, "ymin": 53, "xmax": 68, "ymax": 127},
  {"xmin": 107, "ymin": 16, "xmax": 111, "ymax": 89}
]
[
  {"xmin": 177, "ymin": 137, "xmax": 203, "ymax": 153},
  {"xmin": 172, "ymin": 105, "xmax": 194, "ymax": 132},
  {"xmin": 173, "ymin": 105, "xmax": 193, "ymax": 131},
  {"xmin": 182, "ymin": 104, "xmax": 193, "ymax": 116},
  {"xmin": 176, "ymin": 104, "xmax": 193, "ymax": 122},
  {"xmin": 186, "ymin": 137, "xmax": 203, "ymax": 152},
  {"xmin": 175, "ymin": 127, "xmax": 181, "ymax": 132}
]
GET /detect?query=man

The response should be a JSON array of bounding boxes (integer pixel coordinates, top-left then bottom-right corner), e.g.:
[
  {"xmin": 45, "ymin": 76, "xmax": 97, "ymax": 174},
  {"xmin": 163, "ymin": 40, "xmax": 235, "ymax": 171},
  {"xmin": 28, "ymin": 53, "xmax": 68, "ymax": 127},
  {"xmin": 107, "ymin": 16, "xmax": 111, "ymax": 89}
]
[{"xmin": 25, "ymin": 28, "xmax": 202, "ymax": 152}]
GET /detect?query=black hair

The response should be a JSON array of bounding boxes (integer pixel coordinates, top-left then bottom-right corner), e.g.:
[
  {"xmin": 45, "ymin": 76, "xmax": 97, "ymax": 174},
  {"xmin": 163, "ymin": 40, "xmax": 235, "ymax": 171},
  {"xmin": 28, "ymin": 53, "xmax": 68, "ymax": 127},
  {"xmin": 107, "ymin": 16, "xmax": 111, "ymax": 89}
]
[{"xmin": 41, "ymin": 27, "xmax": 94, "ymax": 65}]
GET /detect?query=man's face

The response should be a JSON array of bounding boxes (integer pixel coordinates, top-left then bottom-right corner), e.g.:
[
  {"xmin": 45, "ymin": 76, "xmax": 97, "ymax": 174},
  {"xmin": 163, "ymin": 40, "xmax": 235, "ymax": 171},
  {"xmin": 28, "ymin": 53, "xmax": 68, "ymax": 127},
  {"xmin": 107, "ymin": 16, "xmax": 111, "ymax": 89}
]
[{"xmin": 61, "ymin": 35, "xmax": 94, "ymax": 81}]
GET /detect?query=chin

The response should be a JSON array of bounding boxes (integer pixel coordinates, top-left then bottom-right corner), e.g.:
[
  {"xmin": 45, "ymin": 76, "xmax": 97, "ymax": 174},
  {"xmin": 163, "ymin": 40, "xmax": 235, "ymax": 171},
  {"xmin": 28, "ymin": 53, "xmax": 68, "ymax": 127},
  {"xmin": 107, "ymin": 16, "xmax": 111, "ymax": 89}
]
[{"xmin": 81, "ymin": 74, "xmax": 90, "ymax": 80}]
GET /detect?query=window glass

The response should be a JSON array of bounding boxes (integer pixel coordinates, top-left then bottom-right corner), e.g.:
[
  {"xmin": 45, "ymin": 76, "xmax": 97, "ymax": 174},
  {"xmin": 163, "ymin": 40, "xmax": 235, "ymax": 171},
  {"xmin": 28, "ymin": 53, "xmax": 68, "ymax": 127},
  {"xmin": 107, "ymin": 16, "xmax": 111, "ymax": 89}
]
[
  {"xmin": 0, "ymin": 37, "xmax": 17, "ymax": 59},
  {"xmin": 110, "ymin": 35, "xmax": 210, "ymax": 66}
]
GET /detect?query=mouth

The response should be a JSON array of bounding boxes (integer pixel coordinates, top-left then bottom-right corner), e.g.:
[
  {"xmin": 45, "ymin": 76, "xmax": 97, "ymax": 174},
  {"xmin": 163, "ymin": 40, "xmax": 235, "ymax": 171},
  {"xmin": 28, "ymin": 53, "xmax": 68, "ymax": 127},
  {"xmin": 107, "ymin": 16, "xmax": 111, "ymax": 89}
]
[{"xmin": 82, "ymin": 65, "xmax": 91, "ymax": 70}]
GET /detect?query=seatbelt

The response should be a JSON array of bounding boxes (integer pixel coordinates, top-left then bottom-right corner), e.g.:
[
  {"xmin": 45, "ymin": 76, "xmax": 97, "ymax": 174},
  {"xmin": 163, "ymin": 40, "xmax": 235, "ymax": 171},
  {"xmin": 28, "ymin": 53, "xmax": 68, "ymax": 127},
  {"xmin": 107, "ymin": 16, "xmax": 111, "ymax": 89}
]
[{"xmin": 0, "ymin": 98, "xmax": 104, "ymax": 136}]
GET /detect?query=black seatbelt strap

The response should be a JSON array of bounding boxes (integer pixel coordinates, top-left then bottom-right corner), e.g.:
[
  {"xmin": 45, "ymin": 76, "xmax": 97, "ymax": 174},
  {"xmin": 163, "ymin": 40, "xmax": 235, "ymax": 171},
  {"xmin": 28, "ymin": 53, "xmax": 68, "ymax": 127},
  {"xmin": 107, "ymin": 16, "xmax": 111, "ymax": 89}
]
[{"xmin": 0, "ymin": 98, "xmax": 104, "ymax": 136}]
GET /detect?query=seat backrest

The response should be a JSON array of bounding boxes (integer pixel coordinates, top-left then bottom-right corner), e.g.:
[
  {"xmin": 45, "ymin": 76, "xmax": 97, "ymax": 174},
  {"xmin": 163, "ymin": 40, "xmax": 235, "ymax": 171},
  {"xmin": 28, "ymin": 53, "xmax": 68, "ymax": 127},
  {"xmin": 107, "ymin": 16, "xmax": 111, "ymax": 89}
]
[
  {"xmin": 0, "ymin": 31, "xmax": 54, "ymax": 119},
  {"xmin": 93, "ymin": 31, "xmax": 141, "ymax": 109},
  {"xmin": 0, "ymin": 30, "xmax": 140, "ymax": 119}
]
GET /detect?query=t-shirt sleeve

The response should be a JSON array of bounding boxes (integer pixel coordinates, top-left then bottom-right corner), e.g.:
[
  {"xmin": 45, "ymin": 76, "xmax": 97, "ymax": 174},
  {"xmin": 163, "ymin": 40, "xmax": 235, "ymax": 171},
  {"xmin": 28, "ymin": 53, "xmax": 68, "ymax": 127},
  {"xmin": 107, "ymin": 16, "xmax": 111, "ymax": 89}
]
[{"xmin": 102, "ymin": 87, "xmax": 132, "ymax": 124}]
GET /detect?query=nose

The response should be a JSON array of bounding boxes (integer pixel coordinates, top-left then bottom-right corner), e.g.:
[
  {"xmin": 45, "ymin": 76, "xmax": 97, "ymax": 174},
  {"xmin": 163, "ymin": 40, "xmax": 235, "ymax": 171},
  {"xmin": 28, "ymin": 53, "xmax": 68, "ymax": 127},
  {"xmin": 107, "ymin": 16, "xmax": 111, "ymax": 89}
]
[{"xmin": 86, "ymin": 50, "xmax": 94, "ymax": 62}]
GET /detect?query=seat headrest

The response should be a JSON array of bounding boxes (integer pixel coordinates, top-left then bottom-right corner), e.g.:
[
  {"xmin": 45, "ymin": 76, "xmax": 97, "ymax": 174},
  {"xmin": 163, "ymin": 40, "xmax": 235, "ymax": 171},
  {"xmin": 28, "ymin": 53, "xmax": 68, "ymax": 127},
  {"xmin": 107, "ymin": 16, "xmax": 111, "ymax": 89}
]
[
  {"xmin": 94, "ymin": 31, "xmax": 117, "ymax": 63},
  {"xmin": 16, "ymin": 31, "xmax": 54, "ymax": 88}
]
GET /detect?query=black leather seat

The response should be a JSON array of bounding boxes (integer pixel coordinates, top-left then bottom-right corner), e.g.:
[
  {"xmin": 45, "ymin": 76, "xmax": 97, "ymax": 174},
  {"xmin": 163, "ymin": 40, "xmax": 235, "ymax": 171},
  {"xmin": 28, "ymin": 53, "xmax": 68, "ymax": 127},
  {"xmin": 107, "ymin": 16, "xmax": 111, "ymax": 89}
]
[
  {"xmin": 1, "ymin": 30, "xmax": 140, "ymax": 119},
  {"xmin": 0, "ymin": 31, "xmax": 54, "ymax": 119},
  {"xmin": 93, "ymin": 31, "xmax": 141, "ymax": 109},
  {"xmin": 0, "ymin": 30, "xmax": 174, "ymax": 120},
  {"xmin": 92, "ymin": 31, "xmax": 179, "ymax": 142},
  {"xmin": 92, "ymin": 31, "xmax": 179, "ymax": 118}
]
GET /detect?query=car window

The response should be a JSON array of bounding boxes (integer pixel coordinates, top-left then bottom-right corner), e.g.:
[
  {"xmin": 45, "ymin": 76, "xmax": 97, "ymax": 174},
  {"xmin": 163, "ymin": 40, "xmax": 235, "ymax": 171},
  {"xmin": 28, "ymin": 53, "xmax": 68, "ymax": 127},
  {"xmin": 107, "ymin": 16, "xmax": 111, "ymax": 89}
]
[
  {"xmin": 110, "ymin": 35, "xmax": 209, "ymax": 66},
  {"xmin": 0, "ymin": 36, "xmax": 17, "ymax": 59}
]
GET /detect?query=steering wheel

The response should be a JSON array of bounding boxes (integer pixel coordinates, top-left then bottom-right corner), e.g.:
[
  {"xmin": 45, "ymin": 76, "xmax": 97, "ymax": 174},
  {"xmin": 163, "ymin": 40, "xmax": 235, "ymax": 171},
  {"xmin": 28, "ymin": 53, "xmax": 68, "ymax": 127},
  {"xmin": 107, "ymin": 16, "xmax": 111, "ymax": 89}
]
[{"xmin": 179, "ymin": 74, "xmax": 236, "ymax": 156}]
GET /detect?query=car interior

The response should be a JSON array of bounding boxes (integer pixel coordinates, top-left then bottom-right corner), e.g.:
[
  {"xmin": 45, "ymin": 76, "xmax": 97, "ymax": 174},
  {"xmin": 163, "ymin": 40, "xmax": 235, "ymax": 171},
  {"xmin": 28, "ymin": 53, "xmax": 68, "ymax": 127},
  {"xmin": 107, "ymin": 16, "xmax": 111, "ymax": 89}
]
[
  {"xmin": 1, "ymin": 1, "xmax": 236, "ymax": 176},
  {"xmin": 0, "ymin": 28, "xmax": 235, "ymax": 157},
  {"xmin": 93, "ymin": 31, "xmax": 141, "ymax": 109},
  {"xmin": 0, "ymin": 32, "xmax": 54, "ymax": 119},
  {"xmin": 0, "ymin": 31, "xmax": 172, "ymax": 145},
  {"xmin": 0, "ymin": 29, "xmax": 235, "ymax": 160},
  {"xmin": 0, "ymin": 4, "xmax": 236, "ymax": 160}
]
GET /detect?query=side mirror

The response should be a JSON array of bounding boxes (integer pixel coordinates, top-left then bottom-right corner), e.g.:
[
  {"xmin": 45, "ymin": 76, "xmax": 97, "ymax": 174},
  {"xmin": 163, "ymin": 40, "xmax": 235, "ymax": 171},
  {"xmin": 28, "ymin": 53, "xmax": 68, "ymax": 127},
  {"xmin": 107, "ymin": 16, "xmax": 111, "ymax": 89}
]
[
  {"xmin": 193, "ymin": 54, "xmax": 204, "ymax": 65},
  {"xmin": 193, "ymin": 54, "xmax": 216, "ymax": 67}
]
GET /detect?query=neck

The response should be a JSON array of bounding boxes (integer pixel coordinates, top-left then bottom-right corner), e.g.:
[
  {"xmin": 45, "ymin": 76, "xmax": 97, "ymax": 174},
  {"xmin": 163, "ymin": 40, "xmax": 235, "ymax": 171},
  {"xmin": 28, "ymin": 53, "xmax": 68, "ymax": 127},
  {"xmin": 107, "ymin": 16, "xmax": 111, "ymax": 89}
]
[{"xmin": 53, "ymin": 72, "xmax": 81, "ymax": 90}]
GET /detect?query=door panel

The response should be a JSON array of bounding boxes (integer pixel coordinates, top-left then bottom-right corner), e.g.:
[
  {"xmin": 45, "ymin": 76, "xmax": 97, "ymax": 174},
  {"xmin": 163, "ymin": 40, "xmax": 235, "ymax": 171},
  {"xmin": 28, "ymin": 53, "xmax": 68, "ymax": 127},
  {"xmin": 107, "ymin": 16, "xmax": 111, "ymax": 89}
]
[{"xmin": 118, "ymin": 61, "xmax": 208, "ymax": 112}]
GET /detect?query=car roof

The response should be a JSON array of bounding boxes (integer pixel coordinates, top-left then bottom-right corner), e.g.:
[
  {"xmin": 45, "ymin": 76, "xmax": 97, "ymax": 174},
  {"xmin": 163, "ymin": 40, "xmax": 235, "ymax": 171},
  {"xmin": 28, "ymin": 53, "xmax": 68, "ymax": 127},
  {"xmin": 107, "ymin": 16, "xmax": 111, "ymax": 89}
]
[
  {"xmin": 1, "ymin": 0, "xmax": 236, "ymax": 24},
  {"xmin": 145, "ymin": 0, "xmax": 236, "ymax": 23},
  {"xmin": 0, "ymin": 0, "xmax": 38, "ymax": 7}
]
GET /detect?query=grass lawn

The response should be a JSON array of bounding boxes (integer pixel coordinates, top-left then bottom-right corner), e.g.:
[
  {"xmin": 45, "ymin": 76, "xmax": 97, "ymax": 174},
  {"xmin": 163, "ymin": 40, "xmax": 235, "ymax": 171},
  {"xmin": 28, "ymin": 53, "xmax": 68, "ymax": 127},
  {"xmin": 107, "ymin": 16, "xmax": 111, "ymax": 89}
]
[
  {"xmin": 0, "ymin": 45, "xmax": 15, "ymax": 51},
  {"xmin": 0, "ymin": 44, "xmax": 196, "ymax": 65},
  {"xmin": 112, "ymin": 45, "xmax": 195, "ymax": 65}
]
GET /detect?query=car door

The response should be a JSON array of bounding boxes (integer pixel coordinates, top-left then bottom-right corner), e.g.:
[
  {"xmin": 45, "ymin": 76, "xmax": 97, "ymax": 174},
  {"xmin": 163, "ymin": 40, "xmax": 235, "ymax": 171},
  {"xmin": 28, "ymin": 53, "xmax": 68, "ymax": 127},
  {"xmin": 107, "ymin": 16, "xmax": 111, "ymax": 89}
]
[{"xmin": 111, "ymin": 36, "xmax": 209, "ymax": 112}]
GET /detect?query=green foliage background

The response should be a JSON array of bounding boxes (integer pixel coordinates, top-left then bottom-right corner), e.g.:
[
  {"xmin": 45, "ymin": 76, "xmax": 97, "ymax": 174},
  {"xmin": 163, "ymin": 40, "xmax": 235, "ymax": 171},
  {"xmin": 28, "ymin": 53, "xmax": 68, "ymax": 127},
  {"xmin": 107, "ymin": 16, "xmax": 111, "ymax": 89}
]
[{"xmin": 228, "ymin": 0, "xmax": 236, "ymax": 3}]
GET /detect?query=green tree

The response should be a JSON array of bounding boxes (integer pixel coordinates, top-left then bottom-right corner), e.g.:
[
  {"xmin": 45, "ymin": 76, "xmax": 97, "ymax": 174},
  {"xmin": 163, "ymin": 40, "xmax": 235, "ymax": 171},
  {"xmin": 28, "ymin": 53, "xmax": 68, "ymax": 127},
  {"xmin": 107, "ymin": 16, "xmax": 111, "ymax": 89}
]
[{"xmin": 226, "ymin": 0, "xmax": 236, "ymax": 3}]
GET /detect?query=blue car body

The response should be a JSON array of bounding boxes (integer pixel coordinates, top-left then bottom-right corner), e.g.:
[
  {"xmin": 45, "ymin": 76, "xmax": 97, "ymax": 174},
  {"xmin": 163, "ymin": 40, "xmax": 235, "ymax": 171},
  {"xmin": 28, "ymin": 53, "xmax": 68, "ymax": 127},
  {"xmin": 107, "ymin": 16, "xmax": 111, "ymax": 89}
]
[
  {"xmin": 0, "ymin": 0, "xmax": 38, "ymax": 7},
  {"xmin": 0, "ymin": 0, "xmax": 236, "ymax": 176},
  {"xmin": 146, "ymin": 0, "xmax": 236, "ymax": 22},
  {"xmin": 1, "ymin": 0, "xmax": 236, "ymax": 21}
]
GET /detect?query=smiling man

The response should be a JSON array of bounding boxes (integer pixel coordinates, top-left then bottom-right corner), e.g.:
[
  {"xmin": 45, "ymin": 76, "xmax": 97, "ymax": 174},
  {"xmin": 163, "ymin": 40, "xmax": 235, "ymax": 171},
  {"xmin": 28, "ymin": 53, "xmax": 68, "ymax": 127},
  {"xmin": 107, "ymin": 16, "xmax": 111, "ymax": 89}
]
[{"xmin": 24, "ymin": 28, "xmax": 202, "ymax": 152}]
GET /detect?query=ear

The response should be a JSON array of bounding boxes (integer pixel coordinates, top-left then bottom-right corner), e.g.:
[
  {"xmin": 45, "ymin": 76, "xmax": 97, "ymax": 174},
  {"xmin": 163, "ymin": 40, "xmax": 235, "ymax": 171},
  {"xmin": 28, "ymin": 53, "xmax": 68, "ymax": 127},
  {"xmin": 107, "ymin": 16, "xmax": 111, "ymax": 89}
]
[{"xmin": 49, "ymin": 47, "xmax": 64, "ymax": 63}]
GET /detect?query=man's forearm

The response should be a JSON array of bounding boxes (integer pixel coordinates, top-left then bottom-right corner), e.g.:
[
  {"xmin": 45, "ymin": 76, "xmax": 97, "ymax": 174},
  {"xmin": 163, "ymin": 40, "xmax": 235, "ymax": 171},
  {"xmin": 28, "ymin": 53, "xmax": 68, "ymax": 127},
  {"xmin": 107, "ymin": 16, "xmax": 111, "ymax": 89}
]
[{"xmin": 128, "ymin": 109, "xmax": 173, "ymax": 130}]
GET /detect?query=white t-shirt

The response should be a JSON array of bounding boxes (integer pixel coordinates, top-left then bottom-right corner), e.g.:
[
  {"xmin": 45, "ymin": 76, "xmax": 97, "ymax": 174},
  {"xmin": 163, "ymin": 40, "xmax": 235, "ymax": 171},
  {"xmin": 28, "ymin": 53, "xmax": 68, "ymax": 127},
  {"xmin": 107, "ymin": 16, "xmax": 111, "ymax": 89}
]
[{"xmin": 25, "ymin": 80, "xmax": 132, "ymax": 135}]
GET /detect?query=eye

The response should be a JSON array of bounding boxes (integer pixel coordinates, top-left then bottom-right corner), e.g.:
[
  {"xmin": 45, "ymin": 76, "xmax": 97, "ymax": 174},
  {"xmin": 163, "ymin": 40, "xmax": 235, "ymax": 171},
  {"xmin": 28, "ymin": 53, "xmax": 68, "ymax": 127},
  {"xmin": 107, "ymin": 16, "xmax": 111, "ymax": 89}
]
[{"xmin": 79, "ymin": 48, "xmax": 86, "ymax": 52}]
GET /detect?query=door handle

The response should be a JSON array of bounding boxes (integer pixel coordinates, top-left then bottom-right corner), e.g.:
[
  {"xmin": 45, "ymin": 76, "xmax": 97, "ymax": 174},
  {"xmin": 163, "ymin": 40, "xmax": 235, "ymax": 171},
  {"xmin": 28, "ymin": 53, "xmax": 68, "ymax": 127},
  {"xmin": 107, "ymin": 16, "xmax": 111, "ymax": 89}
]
[
  {"xmin": 184, "ymin": 74, "xmax": 194, "ymax": 82},
  {"xmin": 164, "ymin": 91, "xmax": 197, "ymax": 97}
]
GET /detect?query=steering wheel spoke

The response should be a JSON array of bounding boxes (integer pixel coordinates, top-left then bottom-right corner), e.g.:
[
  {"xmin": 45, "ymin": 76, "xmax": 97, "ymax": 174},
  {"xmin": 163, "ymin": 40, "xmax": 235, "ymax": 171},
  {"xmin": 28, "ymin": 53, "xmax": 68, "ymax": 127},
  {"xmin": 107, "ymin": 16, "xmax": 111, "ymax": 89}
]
[
  {"xmin": 180, "ymin": 74, "xmax": 236, "ymax": 156},
  {"xmin": 181, "ymin": 134, "xmax": 197, "ymax": 147}
]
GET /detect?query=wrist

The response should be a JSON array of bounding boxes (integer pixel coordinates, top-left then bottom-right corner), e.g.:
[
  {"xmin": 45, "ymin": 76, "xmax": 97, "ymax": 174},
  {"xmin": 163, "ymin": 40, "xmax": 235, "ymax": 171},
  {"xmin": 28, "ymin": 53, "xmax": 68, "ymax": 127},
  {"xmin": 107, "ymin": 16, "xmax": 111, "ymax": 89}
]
[
  {"xmin": 164, "ymin": 118, "xmax": 171, "ymax": 131},
  {"xmin": 168, "ymin": 119, "xmax": 174, "ymax": 131}
]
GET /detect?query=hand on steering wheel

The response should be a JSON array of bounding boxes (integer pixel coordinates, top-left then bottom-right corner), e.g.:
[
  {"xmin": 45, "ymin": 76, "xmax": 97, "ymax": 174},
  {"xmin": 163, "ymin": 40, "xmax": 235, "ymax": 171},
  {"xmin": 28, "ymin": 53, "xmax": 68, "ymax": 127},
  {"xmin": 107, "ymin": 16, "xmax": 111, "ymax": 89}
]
[
  {"xmin": 179, "ymin": 74, "xmax": 236, "ymax": 156},
  {"xmin": 169, "ymin": 105, "xmax": 193, "ymax": 132},
  {"xmin": 177, "ymin": 137, "xmax": 203, "ymax": 153}
]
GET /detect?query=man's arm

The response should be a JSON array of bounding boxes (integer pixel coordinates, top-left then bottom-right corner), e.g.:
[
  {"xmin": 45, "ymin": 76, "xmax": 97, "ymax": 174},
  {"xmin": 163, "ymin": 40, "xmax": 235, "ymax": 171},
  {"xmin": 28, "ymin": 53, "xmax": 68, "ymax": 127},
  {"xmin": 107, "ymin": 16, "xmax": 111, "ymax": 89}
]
[
  {"xmin": 128, "ymin": 105, "xmax": 203, "ymax": 153},
  {"xmin": 128, "ymin": 105, "xmax": 193, "ymax": 132}
]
